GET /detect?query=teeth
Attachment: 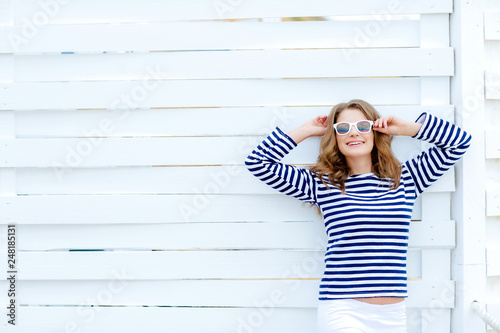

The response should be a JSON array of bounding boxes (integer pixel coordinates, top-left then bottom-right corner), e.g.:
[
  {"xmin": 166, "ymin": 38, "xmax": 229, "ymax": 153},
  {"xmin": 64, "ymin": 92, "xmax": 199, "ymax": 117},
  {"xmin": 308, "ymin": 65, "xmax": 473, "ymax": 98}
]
[{"xmin": 348, "ymin": 142, "xmax": 363, "ymax": 146}]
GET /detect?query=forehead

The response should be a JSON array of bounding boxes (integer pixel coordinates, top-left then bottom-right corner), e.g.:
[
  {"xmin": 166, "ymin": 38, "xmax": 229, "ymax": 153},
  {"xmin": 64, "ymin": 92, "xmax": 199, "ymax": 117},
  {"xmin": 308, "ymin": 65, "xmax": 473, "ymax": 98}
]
[{"xmin": 337, "ymin": 108, "xmax": 367, "ymax": 122}]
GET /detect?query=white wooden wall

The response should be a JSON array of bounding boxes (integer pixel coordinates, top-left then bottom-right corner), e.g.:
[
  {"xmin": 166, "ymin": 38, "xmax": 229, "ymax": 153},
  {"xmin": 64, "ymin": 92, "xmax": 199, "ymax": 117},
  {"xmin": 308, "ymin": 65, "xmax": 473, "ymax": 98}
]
[
  {"xmin": 0, "ymin": 1, "xmax": 461, "ymax": 332},
  {"xmin": 447, "ymin": 0, "xmax": 500, "ymax": 331},
  {"xmin": 484, "ymin": 2, "xmax": 500, "ymax": 332}
]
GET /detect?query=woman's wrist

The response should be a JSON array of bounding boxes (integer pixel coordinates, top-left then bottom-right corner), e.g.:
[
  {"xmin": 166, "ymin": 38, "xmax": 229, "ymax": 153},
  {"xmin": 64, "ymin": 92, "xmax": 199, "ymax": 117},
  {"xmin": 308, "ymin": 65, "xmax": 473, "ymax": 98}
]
[
  {"xmin": 404, "ymin": 121, "xmax": 423, "ymax": 137},
  {"xmin": 390, "ymin": 120, "xmax": 423, "ymax": 137},
  {"xmin": 287, "ymin": 124, "xmax": 313, "ymax": 145}
]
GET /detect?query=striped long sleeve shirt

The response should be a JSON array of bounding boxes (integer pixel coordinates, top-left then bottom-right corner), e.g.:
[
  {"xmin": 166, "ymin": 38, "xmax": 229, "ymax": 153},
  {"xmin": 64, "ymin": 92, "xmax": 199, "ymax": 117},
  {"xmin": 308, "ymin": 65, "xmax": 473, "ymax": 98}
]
[{"xmin": 244, "ymin": 112, "xmax": 472, "ymax": 300}]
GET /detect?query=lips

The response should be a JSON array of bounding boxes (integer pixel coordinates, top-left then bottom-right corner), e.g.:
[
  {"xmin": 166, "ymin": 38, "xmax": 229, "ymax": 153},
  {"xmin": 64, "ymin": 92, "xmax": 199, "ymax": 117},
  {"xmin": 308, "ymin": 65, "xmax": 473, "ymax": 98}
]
[{"xmin": 347, "ymin": 141, "xmax": 365, "ymax": 146}]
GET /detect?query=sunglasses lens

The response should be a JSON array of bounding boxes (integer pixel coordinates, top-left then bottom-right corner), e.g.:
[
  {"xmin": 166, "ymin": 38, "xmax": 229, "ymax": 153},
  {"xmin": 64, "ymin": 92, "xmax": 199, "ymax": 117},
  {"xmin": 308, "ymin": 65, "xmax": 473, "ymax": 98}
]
[
  {"xmin": 336, "ymin": 123, "xmax": 350, "ymax": 135},
  {"xmin": 357, "ymin": 121, "xmax": 371, "ymax": 133}
]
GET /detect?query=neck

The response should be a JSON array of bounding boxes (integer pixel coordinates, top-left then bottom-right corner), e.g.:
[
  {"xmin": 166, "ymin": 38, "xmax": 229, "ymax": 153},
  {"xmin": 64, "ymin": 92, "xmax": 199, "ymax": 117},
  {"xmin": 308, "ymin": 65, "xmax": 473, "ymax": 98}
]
[{"xmin": 346, "ymin": 156, "xmax": 373, "ymax": 175}]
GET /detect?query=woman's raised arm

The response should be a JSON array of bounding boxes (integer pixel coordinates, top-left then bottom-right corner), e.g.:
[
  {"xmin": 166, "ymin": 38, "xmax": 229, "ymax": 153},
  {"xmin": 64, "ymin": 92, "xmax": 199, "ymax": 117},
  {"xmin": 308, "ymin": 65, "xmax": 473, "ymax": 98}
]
[
  {"xmin": 375, "ymin": 112, "xmax": 472, "ymax": 198},
  {"xmin": 244, "ymin": 116, "xmax": 328, "ymax": 205}
]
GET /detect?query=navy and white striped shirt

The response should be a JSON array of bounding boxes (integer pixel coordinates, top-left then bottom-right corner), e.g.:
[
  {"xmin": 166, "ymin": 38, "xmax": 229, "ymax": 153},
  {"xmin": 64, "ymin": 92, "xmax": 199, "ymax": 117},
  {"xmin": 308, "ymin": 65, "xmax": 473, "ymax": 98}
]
[{"xmin": 245, "ymin": 112, "xmax": 472, "ymax": 300}]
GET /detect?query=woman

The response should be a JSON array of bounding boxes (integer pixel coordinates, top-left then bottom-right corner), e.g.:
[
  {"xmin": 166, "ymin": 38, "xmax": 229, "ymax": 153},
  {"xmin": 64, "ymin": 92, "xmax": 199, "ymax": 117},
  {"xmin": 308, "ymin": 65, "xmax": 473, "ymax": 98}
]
[{"xmin": 244, "ymin": 99, "xmax": 472, "ymax": 332}]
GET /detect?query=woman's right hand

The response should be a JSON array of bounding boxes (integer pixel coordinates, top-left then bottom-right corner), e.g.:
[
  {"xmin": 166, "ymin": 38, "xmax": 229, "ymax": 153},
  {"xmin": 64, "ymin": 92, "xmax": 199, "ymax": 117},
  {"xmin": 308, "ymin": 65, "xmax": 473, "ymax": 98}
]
[
  {"xmin": 306, "ymin": 115, "xmax": 329, "ymax": 137},
  {"xmin": 287, "ymin": 115, "xmax": 328, "ymax": 144}
]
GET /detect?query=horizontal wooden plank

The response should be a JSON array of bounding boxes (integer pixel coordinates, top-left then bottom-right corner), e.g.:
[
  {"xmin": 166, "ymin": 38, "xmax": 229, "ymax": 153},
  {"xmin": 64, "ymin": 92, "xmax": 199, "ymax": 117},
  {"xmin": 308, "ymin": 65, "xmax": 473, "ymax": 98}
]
[
  {"xmin": 16, "ymin": 221, "xmax": 328, "ymax": 251},
  {"xmin": 486, "ymin": 187, "xmax": 500, "ymax": 216},
  {"xmin": 0, "ymin": 135, "xmax": 318, "ymax": 167},
  {"xmin": 486, "ymin": 248, "xmax": 500, "ymax": 276},
  {"xmin": 0, "ymin": 250, "xmax": 320, "ymax": 280},
  {"xmin": 0, "ymin": 306, "xmax": 317, "ymax": 333},
  {"xmin": 0, "ymin": 279, "xmax": 454, "ymax": 308},
  {"xmin": 0, "ymin": 194, "xmax": 322, "ymax": 224},
  {"xmin": 486, "ymin": 130, "xmax": 500, "ymax": 159},
  {"xmin": 0, "ymin": 249, "xmax": 422, "ymax": 280},
  {"xmin": 14, "ymin": 220, "xmax": 455, "ymax": 251},
  {"xmin": 0, "ymin": 20, "xmax": 420, "ymax": 53},
  {"xmin": 0, "ymin": 78, "xmax": 421, "ymax": 110},
  {"xmin": 12, "ymin": 48, "xmax": 454, "ymax": 81},
  {"xmin": 12, "ymin": 0, "xmax": 453, "ymax": 24},
  {"xmin": 14, "ymin": 105, "xmax": 455, "ymax": 137},
  {"xmin": 485, "ymin": 12, "xmax": 500, "ymax": 40},
  {"xmin": 410, "ymin": 221, "xmax": 455, "ymax": 248}
]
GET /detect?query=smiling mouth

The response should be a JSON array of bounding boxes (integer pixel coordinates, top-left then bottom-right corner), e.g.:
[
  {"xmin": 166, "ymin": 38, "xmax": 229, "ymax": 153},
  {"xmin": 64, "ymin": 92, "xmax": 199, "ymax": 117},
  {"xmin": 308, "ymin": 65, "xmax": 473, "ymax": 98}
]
[{"xmin": 347, "ymin": 142, "xmax": 365, "ymax": 146}]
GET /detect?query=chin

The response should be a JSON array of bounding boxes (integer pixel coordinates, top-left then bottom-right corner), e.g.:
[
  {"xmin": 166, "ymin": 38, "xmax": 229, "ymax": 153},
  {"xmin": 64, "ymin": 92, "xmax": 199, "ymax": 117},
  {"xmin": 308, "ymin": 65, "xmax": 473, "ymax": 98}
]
[
  {"xmin": 341, "ymin": 147, "xmax": 373, "ymax": 157},
  {"xmin": 346, "ymin": 152, "xmax": 371, "ymax": 158}
]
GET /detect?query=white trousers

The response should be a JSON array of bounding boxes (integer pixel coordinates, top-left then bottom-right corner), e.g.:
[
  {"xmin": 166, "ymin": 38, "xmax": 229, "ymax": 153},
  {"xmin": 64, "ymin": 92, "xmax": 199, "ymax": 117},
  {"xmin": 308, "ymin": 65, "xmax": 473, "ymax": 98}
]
[{"xmin": 317, "ymin": 298, "xmax": 407, "ymax": 333}]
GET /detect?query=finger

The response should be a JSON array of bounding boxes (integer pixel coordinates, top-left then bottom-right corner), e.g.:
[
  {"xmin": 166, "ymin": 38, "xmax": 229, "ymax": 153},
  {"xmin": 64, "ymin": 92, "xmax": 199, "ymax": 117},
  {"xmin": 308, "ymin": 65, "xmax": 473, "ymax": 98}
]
[
  {"xmin": 374, "ymin": 126, "xmax": 388, "ymax": 134},
  {"xmin": 376, "ymin": 117, "xmax": 385, "ymax": 128}
]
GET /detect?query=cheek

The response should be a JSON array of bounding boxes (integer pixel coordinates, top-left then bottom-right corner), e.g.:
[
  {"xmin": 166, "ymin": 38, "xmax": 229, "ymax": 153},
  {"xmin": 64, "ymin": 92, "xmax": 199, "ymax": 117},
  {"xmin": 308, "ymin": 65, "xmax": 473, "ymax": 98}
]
[
  {"xmin": 360, "ymin": 135, "xmax": 373, "ymax": 151},
  {"xmin": 335, "ymin": 136, "xmax": 343, "ymax": 147},
  {"xmin": 367, "ymin": 136, "xmax": 375, "ymax": 150},
  {"xmin": 336, "ymin": 138, "xmax": 347, "ymax": 153},
  {"xmin": 337, "ymin": 142, "xmax": 344, "ymax": 153}
]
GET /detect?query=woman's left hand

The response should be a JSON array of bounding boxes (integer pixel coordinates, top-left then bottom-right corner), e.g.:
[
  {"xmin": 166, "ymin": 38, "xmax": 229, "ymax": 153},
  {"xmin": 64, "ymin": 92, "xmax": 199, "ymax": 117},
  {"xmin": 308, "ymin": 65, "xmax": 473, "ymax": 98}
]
[{"xmin": 373, "ymin": 115, "xmax": 422, "ymax": 137}]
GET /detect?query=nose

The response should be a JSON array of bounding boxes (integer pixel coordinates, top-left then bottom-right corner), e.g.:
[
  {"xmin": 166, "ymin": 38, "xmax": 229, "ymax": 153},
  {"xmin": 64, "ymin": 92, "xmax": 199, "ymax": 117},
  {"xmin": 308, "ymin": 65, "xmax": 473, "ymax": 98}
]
[{"xmin": 349, "ymin": 124, "xmax": 361, "ymax": 136}]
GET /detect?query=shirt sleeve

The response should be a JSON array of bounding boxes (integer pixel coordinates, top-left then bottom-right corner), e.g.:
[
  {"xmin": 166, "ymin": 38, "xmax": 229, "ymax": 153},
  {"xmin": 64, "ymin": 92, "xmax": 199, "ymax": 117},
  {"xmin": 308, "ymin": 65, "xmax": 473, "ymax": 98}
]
[
  {"xmin": 403, "ymin": 112, "xmax": 472, "ymax": 199},
  {"xmin": 244, "ymin": 126, "xmax": 318, "ymax": 205}
]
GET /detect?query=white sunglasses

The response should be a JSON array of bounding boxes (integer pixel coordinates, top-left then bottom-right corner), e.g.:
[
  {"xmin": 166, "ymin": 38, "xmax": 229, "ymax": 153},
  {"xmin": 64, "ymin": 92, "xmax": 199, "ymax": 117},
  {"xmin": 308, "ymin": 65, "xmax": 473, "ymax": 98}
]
[{"xmin": 333, "ymin": 120, "xmax": 374, "ymax": 135}]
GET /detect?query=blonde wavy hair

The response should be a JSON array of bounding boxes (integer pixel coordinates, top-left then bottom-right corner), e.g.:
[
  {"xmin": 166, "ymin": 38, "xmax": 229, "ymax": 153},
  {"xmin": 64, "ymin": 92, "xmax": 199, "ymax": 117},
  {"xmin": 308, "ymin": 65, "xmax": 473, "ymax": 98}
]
[{"xmin": 309, "ymin": 99, "xmax": 402, "ymax": 197}]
